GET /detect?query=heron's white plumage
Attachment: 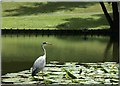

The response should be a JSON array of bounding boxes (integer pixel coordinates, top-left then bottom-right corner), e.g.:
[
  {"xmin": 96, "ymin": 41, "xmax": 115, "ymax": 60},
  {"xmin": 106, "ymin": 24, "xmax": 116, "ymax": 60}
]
[{"xmin": 32, "ymin": 42, "xmax": 51, "ymax": 76}]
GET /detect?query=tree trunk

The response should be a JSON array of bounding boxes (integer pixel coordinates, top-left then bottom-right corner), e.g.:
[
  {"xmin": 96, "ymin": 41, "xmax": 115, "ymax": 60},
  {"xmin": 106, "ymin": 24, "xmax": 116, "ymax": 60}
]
[
  {"xmin": 112, "ymin": 2, "xmax": 119, "ymax": 32},
  {"xmin": 100, "ymin": 2, "xmax": 113, "ymax": 28},
  {"xmin": 100, "ymin": 2, "xmax": 119, "ymax": 63},
  {"xmin": 100, "ymin": 2, "xmax": 119, "ymax": 32}
]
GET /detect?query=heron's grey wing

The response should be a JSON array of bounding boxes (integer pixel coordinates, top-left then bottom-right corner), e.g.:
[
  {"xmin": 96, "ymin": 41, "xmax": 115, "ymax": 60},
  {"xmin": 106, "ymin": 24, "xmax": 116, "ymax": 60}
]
[
  {"xmin": 32, "ymin": 67, "xmax": 39, "ymax": 76},
  {"xmin": 33, "ymin": 55, "xmax": 46, "ymax": 68},
  {"xmin": 32, "ymin": 60, "xmax": 42, "ymax": 76},
  {"xmin": 32, "ymin": 56, "xmax": 46, "ymax": 76}
]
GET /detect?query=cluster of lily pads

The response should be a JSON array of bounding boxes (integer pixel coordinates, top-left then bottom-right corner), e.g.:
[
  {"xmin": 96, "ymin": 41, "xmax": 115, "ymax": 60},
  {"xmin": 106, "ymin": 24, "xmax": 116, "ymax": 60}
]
[{"xmin": 2, "ymin": 61, "xmax": 119, "ymax": 85}]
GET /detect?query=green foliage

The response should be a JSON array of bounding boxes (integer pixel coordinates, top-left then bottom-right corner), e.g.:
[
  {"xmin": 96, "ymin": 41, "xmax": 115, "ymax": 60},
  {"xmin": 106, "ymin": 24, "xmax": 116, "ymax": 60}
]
[{"xmin": 62, "ymin": 68, "xmax": 77, "ymax": 79}]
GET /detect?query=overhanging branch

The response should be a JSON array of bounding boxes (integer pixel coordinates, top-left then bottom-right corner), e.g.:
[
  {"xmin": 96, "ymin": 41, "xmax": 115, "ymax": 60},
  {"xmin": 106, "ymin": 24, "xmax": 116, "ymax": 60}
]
[{"xmin": 100, "ymin": 2, "xmax": 113, "ymax": 28}]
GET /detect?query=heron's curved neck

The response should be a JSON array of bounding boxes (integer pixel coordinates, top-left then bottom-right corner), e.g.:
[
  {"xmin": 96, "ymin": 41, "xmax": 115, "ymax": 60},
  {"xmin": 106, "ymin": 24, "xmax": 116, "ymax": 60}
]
[{"xmin": 41, "ymin": 45, "xmax": 46, "ymax": 56}]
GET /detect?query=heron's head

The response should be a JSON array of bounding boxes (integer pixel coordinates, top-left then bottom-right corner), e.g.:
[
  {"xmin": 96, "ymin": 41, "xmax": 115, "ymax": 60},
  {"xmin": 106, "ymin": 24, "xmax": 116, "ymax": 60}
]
[{"xmin": 42, "ymin": 42, "xmax": 52, "ymax": 45}]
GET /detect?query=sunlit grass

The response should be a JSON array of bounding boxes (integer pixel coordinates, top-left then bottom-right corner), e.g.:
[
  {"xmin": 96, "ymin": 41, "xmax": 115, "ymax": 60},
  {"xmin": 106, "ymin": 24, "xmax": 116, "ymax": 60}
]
[
  {"xmin": 2, "ymin": 2, "xmax": 112, "ymax": 29},
  {"xmin": 2, "ymin": 2, "xmax": 112, "ymax": 16},
  {"xmin": 2, "ymin": 13, "xmax": 110, "ymax": 30}
]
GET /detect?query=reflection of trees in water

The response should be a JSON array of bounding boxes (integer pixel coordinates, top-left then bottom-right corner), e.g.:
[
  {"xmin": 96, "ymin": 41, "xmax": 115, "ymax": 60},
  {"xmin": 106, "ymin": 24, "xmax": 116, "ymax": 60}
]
[
  {"xmin": 55, "ymin": 35, "xmax": 109, "ymax": 43},
  {"xmin": 104, "ymin": 35, "xmax": 118, "ymax": 63},
  {"xmin": 55, "ymin": 35, "xmax": 119, "ymax": 62}
]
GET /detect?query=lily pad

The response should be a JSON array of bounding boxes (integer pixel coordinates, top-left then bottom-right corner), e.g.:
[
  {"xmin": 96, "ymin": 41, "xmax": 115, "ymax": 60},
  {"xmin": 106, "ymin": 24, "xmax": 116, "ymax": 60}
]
[{"xmin": 2, "ymin": 62, "xmax": 119, "ymax": 85}]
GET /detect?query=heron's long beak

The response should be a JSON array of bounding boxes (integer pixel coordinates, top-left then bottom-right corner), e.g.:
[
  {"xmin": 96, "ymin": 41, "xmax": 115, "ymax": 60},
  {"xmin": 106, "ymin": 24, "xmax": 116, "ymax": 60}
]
[{"xmin": 48, "ymin": 43, "xmax": 52, "ymax": 45}]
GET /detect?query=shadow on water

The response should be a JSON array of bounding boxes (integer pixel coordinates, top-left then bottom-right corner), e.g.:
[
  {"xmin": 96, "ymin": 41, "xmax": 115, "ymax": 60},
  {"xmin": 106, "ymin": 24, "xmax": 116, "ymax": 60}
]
[
  {"xmin": 103, "ymin": 35, "xmax": 119, "ymax": 63},
  {"xmin": 55, "ymin": 35, "xmax": 108, "ymax": 42},
  {"xmin": 55, "ymin": 34, "xmax": 119, "ymax": 63},
  {"xmin": 3, "ymin": 2, "xmax": 96, "ymax": 16}
]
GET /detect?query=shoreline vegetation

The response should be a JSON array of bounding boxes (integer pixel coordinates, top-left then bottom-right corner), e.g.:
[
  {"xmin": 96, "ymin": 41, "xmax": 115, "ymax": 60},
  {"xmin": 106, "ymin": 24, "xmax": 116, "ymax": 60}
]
[{"xmin": 2, "ymin": 29, "xmax": 118, "ymax": 36}]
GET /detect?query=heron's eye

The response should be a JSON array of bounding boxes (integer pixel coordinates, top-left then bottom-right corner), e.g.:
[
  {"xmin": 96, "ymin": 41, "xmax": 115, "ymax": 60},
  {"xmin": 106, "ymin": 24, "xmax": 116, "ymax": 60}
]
[{"xmin": 43, "ymin": 42, "xmax": 47, "ymax": 44}]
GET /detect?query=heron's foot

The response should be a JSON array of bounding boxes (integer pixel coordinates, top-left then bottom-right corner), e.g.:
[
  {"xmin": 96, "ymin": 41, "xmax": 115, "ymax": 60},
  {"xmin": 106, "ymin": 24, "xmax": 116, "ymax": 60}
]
[
  {"xmin": 37, "ymin": 81, "xmax": 42, "ymax": 85},
  {"xmin": 32, "ymin": 76, "xmax": 43, "ymax": 81}
]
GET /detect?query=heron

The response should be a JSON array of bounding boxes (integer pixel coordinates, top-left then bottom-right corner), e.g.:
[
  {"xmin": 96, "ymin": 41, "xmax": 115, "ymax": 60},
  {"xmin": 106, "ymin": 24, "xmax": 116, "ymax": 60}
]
[{"xmin": 32, "ymin": 42, "xmax": 51, "ymax": 79}]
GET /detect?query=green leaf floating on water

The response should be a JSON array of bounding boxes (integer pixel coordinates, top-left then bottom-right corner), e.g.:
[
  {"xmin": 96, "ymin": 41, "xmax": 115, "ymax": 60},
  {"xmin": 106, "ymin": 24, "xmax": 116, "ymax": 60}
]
[{"xmin": 62, "ymin": 68, "xmax": 77, "ymax": 79}]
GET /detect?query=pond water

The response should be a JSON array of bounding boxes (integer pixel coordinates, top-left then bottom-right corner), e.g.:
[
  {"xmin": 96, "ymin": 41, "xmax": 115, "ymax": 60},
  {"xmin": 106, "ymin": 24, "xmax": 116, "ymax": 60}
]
[{"xmin": 2, "ymin": 35, "xmax": 118, "ymax": 75}]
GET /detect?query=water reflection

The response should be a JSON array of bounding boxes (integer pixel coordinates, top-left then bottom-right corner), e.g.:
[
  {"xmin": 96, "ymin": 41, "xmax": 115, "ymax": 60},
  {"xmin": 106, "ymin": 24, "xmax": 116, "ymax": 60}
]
[
  {"xmin": 2, "ymin": 35, "xmax": 118, "ymax": 75},
  {"xmin": 103, "ymin": 35, "xmax": 119, "ymax": 62}
]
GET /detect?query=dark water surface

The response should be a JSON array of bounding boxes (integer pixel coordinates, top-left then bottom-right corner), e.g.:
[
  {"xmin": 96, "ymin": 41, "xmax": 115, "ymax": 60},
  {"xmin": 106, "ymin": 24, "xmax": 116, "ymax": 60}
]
[{"xmin": 2, "ymin": 35, "xmax": 118, "ymax": 75}]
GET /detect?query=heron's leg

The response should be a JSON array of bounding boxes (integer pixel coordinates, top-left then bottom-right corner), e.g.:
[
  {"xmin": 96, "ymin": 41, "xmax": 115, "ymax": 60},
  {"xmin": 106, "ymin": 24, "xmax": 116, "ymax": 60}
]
[
  {"xmin": 42, "ymin": 70, "xmax": 47, "ymax": 85},
  {"xmin": 37, "ymin": 73, "xmax": 41, "ymax": 84},
  {"xmin": 42, "ymin": 70, "xmax": 44, "ymax": 80}
]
